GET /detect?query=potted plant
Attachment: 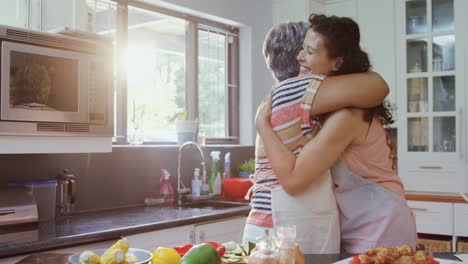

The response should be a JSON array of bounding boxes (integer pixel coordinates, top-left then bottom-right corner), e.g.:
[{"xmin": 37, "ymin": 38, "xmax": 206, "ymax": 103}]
[
  {"xmin": 175, "ymin": 111, "xmax": 197, "ymax": 144},
  {"xmin": 238, "ymin": 159, "xmax": 255, "ymax": 178}
]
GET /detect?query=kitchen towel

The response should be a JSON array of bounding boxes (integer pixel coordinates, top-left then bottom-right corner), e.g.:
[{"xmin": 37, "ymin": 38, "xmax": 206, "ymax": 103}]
[{"xmin": 455, "ymin": 254, "xmax": 468, "ymax": 263}]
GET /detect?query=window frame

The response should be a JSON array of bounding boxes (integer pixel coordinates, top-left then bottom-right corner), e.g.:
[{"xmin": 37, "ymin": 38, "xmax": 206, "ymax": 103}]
[{"xmin": 111, "ymin": 0, "xmax": 239, "ymax": 145}]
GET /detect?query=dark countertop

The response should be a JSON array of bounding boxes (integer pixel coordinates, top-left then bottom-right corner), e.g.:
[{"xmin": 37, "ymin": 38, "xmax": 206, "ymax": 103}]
[
  {"xmin": 12, "ymin": 252, "xmax": 463, "ymax": 264},
  {"xmin": 0, "ymin": 202, "xmax": 250, "ymax": 258}
]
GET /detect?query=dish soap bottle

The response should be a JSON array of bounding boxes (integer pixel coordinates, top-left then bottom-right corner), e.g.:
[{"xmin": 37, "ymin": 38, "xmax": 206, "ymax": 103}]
[
  {"xmin": 209, "ymin": 151, "xmax": 221, "ymax": 194},
  {"xmin": 160, "ymin": 169, "xmax": 174, "ymax": 206},
  {"xmin": 223, "ymin": 152, "xmax": 231, "ymax": 179},
  {"xmin": 191, "ymin": 168, "xmax": 201, "ymax": 198}
]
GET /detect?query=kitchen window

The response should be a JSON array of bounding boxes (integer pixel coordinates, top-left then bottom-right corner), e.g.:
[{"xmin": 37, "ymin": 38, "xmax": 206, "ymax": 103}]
[{"xmin": 90, "ymin": 0, "xmax": 239, "ymax": 144}]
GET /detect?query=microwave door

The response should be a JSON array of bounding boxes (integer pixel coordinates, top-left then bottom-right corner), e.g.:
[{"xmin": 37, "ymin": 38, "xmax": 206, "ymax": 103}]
[{"xmin": 1, "ymin": 41, "xmax": 88, "ymax": 124}]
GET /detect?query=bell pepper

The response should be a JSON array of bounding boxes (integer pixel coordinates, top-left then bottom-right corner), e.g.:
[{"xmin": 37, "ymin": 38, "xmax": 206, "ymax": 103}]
[
  {"xmin": 205, "ymin": 241, "xmax": 226, "ymax": 257},
  {"xmin": 180, "ymin": 243, "xmax": 221, "ymax": 264},
  {"xmin": 173, "ymin": 244, "xmax": 193, "ymax": 257}
]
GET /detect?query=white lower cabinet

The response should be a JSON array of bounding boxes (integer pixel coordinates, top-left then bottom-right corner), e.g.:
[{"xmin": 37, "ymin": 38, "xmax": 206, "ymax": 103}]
[
  {"xmin": 128, "ymin": 225, "xmax": 194, "ymax": 252},
  {"xmin": 408, "ymin": 200, "xmax": 468, "ymax": 252},
  {"xmin": 129, "ymin": 216, "xmax": 247, "ymax": 251},
  {"xmin": 454, "ymin": 203, "xmax": 468, "ymax": 237},
  {"xmin": 408, "ymin": 201, "xmax": 454, "ymax": 236},
  {"xmin": 194, "ymin": 217, "xmax": 247, "ymax": 244}
]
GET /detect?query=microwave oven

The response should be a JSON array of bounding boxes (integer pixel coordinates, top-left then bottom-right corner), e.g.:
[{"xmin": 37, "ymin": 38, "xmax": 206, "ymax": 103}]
[{"xmin": 0, "ymin": 25, "xmax": 113, "ymax": 136}]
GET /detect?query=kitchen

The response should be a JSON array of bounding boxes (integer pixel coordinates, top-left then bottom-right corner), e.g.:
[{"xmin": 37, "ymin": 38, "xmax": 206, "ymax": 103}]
[{"xmin": 0, "ymin": 0, "xmax": 467, "ymax": 263}]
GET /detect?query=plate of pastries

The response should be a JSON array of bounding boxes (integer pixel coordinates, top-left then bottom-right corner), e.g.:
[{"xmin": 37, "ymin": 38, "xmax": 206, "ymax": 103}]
[{"xmin": 334, "ymin": 245, "xmax": 458, "ymax": 264}]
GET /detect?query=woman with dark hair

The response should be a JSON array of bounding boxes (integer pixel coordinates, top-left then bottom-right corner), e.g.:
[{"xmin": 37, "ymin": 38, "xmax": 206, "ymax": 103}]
[
  {"xmin": 255, "ymin": 14, "xmax": 417, "ymax": 254},
  {"xmin": 244, "ymin": 19, "xmax": 395, "ymax": 255}
]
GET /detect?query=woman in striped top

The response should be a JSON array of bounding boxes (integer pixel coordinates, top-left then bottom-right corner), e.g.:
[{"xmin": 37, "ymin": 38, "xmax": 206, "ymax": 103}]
[
  {"xmin": 254, "ymin": 14, "xmax": 417, "ymax": 254},
  {"xmin": 243, "ymin": 20, "xmax": 390, "ymax": 253}
]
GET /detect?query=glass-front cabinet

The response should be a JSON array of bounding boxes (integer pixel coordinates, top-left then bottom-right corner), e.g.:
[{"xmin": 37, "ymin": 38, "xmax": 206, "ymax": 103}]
[{"xmin": 396, "ymin": 0, "xmax": 467, "ymax": 192}]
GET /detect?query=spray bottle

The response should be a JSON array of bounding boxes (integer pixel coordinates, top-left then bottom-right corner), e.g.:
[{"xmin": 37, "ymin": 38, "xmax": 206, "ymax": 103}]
[
  {"xmin": 160, "ymin": 169, "xmax": 174, "ymax": 206},
  {"xmin": 209, "ymin": 151, "xmax": 221, "ymax": 194}
]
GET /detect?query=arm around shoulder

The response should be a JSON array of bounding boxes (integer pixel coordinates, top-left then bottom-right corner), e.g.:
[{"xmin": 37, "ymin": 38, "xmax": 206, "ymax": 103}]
[
  {"xmin": 310, "ymin": 71, "xmax": 389, "ymax": 116},
  {"xmin": 278, "ymin": 109, "xmax": 361, "ymax": 195}
]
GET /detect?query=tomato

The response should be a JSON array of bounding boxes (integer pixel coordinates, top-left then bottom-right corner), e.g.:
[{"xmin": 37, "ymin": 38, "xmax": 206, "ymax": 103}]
[
  {"xmin": 205, "ymin": 241, "xmax": 226, "ymax": 257},
  {"xmin": 424, "ymin": 256, "xmax": 440, "ymax": 264},
  {"xmin": 349, "ymin": 255, "xmax": 361, "ymax": 264},
  {"xmin": 172, "ymin": 244, "xmax": 193, "ymax": 257}
]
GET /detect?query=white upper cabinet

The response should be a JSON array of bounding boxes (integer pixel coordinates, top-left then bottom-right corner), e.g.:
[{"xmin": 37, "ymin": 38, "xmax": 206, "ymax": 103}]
[
  {"xmin": 323, "ymin": 0, "xmax": 397, "ymax": 114},
  {"xmin": 0, "ymin": 0, "xmax": 28, "ymax": 28},
  {"xmin": 41, "ymin": 0, "xmax": 88, "ymax": 32},
  {"xmin": 357, "ymin": 0, "xmax": 397, "ymax": 113},
  {"xmin": 0, "ymin": 0, "xmax": 89, "ymax": 32},
  {"xmin": 396, "ymin": 0, "xmax": 467, "ymax": 193}
]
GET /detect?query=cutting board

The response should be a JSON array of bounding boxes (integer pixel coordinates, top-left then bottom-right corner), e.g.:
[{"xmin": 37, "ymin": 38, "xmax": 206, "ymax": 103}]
[{"xmin": 222, "ymin": 257, "xmax": 248, "ymax": 264}]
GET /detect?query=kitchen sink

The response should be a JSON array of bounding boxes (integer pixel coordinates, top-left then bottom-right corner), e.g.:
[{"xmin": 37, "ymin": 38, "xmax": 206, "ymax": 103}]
[{"xmin": 177, "ymin": 200, "xmax": 248, "ymax": 210}]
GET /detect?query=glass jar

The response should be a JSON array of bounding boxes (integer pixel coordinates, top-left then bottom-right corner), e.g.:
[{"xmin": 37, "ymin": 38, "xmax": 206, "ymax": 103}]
[
  {"xmin": 248, "ymin": 230, "xmax": 279, "ymax": 264},
  {"xmin": 276, "ymin": 225, "xmax": 296, "ymax": 264}
]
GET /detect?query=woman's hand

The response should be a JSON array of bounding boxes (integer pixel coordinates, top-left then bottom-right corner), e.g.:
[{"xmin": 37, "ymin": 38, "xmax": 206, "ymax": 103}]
[
  {"xmin": 295, "ymin": 244, "xmax": 305, "ymax": 264},
  {"xmin": 255, "ymin": 90, "xmax": 273, "ymax": 131}
]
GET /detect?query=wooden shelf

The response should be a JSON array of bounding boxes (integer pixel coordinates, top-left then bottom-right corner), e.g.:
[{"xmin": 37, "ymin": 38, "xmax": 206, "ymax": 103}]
[{"xmin": 406, "ymin": 191, "xmax": 468, "ymax": 203}]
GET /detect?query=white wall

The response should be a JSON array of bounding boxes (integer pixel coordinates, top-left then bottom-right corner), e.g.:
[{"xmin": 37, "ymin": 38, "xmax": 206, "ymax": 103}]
[
  {"xmin": 325, "ymin": 0, "xmax": 357, "ymax": 19},
  {"xmin": 321, "ymin": 0, "xmax": 397, "ymax": 109},
  {"xmin": 146, "ymin": 0, "xmax": 275, "ymax": 145},
  {"xmin": 272, "ymin": 0, "xmax": 325, "ymax": 24}
]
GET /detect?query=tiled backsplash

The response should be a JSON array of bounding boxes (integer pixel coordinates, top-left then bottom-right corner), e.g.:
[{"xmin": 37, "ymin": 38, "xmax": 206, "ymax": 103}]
[
  {"xmin": 0, "ymin": 145, "xmax": 254, "ymax": 213},
  {"xmin": 0, "ymin": 127, "xmax": 398, "ymax": 214}
]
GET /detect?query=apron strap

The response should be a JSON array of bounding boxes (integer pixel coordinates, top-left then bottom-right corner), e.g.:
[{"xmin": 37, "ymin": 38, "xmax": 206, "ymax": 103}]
[{"xmin": 244, "ymin": 172, "xmax": 277, "ymax": 200}]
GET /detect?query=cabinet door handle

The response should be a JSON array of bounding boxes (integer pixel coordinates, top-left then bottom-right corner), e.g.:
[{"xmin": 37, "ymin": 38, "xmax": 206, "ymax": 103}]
[
  {"xmin": 419, "ymin": 166, "xmax": 443, "ymax": 170},
  {"xmin": 459, "ymin": 108, "xmax": 464, "ymax": 161},
  {"xmin": 410, "ymin": 207, "xmax": 429, "ymax": 212},
  {"xmin": 199, "ymin": 231, "xmax": 205, "ymax": 243},
  {"xmin": 189, "ymin": 230, "xmax": 195, "ymax": 244}
]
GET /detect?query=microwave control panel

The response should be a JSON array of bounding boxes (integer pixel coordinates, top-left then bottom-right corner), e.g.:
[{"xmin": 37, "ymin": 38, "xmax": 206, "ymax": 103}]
[{"xmin": 88, "ymin": 58, "xmax": 109, "ymax": 124}]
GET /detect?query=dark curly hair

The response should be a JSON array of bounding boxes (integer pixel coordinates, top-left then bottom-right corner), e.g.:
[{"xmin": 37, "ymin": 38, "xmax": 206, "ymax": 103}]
[{"xmin": 309, "ymin": 14, "xmax": 394, "ymax": 127}]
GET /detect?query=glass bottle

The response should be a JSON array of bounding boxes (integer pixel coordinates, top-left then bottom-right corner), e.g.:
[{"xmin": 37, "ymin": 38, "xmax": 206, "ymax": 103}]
[
  {"xmin": 247, "ymin": 229, "xmax": 279, "ymax": 264},
  {"xmin": 276, "ymin": 225, "xmax": 296, "ymax": 264}
]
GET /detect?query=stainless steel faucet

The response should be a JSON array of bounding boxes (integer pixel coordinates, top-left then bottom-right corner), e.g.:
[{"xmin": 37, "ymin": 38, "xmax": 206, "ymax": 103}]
[{"xmin": 177, "ymin": 141, "xmax": 207, "ymax": 206}]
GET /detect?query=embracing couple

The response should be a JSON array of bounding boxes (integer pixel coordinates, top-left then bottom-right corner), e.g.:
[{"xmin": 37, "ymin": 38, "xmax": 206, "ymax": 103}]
[{"xmin": 243, "ymin": 13, "xmax": 417, "ymax": 256}]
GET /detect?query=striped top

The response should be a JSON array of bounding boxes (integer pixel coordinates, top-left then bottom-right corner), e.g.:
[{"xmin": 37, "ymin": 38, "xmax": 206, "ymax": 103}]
[{"xmin": 246, "ymin": 74, "xmax": 324, "ymax": 228}]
